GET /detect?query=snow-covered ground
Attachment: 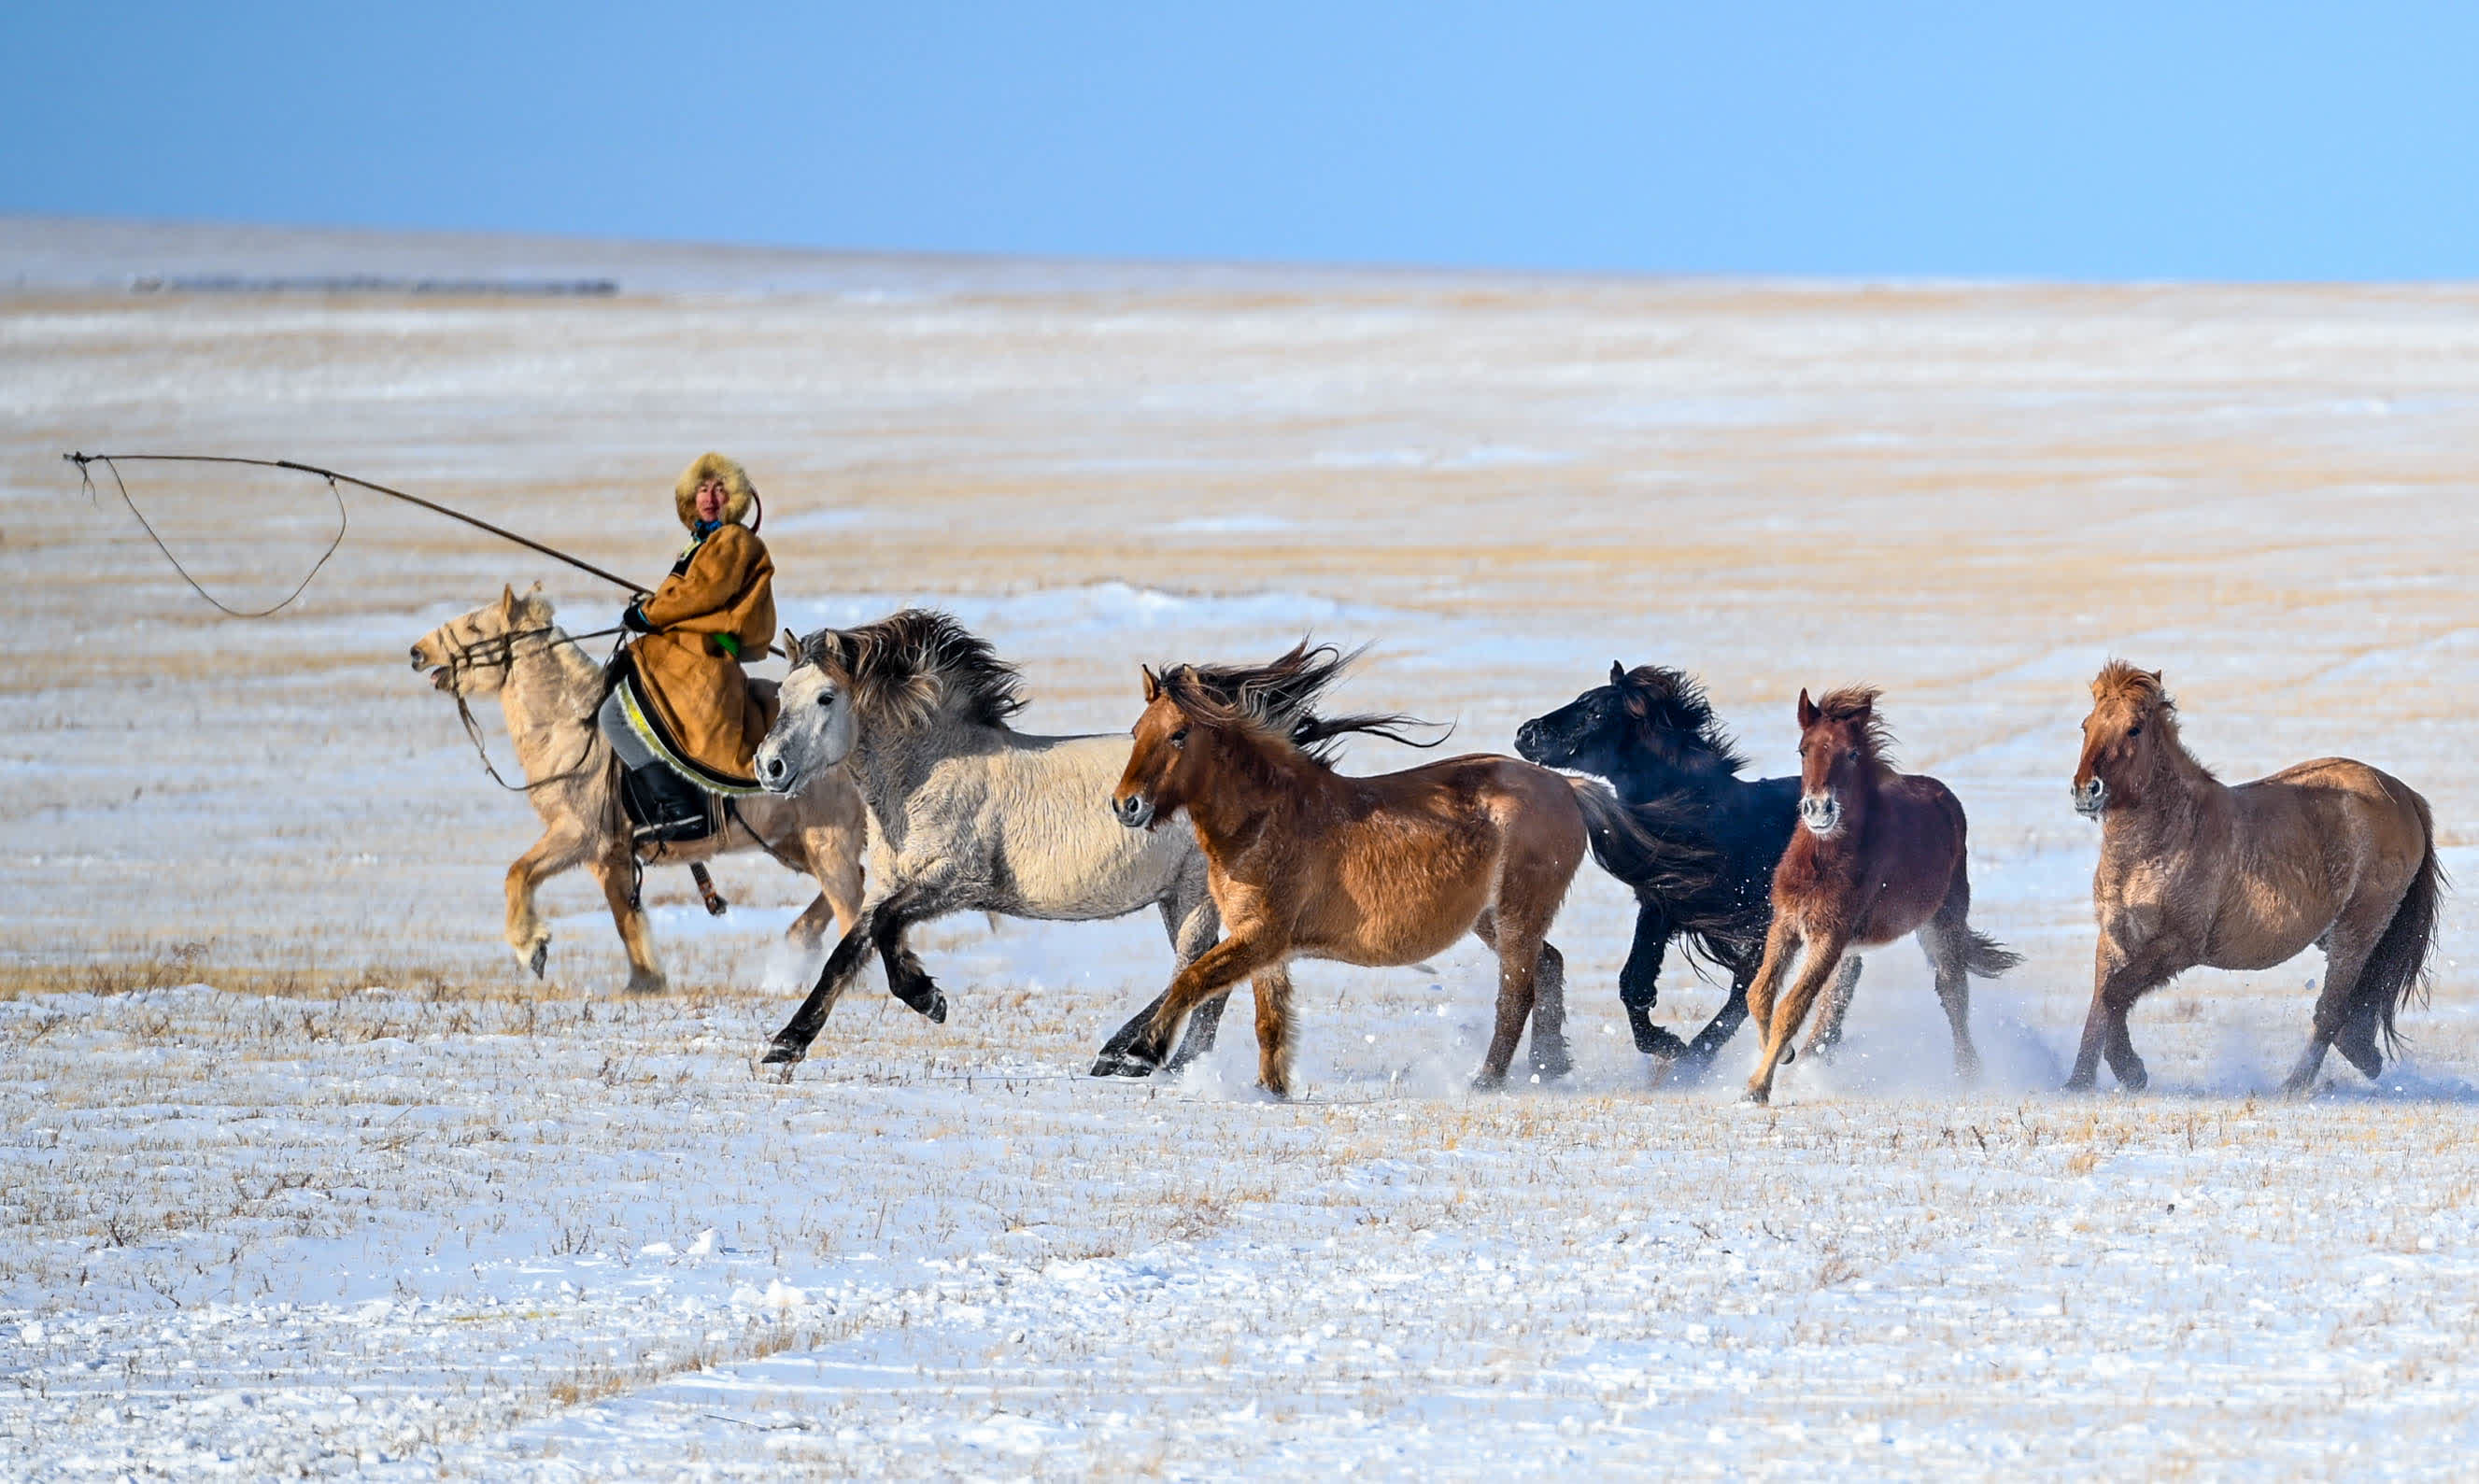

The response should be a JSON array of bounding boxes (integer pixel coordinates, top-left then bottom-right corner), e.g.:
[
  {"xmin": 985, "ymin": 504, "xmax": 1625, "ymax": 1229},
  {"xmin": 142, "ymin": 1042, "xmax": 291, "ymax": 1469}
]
[{"xmin": 9, "ymin": 218, "xmax": 2479, "ymax": 1474}]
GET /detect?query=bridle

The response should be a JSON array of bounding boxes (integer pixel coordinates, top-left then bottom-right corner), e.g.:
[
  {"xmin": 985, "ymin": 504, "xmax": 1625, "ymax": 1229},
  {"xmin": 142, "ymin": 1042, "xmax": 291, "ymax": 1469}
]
[{"xmin": 432, "ymin": 620, "xmax": 622, "ymax": 793}]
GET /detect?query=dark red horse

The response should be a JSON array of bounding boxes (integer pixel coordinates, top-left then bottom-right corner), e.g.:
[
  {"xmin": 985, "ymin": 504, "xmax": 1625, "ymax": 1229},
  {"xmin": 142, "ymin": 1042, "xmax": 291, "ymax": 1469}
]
[{"xmin": 1741, "ymin": 686, "xmax": 2020, "ymax": 1103}]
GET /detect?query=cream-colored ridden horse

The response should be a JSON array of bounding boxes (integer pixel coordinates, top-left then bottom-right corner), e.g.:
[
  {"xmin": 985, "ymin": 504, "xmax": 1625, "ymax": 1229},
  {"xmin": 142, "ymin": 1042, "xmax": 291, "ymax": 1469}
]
[{"xmin": 411, "ymin": 584, "xmax": 868, "ymax": 993}]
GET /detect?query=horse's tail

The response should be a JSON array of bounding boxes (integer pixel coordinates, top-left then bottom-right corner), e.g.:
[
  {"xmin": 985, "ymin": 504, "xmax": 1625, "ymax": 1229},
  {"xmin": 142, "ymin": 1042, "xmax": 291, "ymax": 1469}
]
[
  {"xmin": 1962, "ymin": 929, "xmax": 2022, "ymax": 979},
  {"xmin": 2357, "ymin": 789, "xmax": 2445, "ymax": 1057},
  {"xmin": 1568, "ymin": 777, "xmax": 1717, "ymax": 900}
]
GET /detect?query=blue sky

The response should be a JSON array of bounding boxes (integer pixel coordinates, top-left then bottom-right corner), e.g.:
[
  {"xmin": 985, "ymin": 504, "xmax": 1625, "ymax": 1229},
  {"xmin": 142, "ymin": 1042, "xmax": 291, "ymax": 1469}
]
[{"xmin": 9, "ymin": 1, "xmax": 2477, "ymax": 278}]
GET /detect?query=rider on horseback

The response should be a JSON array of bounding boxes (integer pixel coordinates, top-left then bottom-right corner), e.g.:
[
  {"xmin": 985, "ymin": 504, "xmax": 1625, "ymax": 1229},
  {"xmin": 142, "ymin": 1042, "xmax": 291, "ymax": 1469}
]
[{"xmin": 596, "ymin": 452, "xmax": 780, "ymax": 840}]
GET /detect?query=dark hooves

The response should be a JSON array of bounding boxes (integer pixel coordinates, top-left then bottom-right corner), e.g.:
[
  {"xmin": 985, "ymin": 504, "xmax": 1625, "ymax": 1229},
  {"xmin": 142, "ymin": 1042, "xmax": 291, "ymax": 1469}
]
[
  {"xmin": 528, "ymin": 943, "xmax": 548, "ymax": 980},
  {"xmin": 759, "ymin": 1039, "xmax": 804, "ymax": 1067},
  {"xmin": 1632, "ymin": 1023, "xmax": 1691, "ymax": 1060},
  {"xmin": 1089, "ymin": 1050, "xmax": 1158, "ymax": 1080},
  {"xmin": 1469, "ymin": 1070, "xmax": 1508, "ymax": 1093},
  {"xmin": 891, "ymin": 982, "xmax": 948, "ymax": 1024}
]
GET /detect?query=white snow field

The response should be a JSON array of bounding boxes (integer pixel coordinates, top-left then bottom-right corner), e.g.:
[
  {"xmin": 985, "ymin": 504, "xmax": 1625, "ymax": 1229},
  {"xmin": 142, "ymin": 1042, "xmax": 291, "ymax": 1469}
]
[{"xmin": 11, "ymin": 218, "xmax": 2479, "ymax": 1475}]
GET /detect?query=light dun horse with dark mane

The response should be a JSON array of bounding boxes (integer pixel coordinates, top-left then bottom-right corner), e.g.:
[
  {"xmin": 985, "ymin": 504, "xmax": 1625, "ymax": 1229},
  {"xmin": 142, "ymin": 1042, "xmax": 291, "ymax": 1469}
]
[
  {"xmin": 2069, "ymin": 662, "xmax": 2441, "ymax": 1095},
  {"xmin": 1740, "ymin": 686, "xmax": 2019, "ymax": 1105},
  {"xmin": 1094, "ymin": 643, "xmax": 1686, "ymax": 1095},
  {"xmin": 750, "ymin": 609, "xmax": 1269, "ymax": 1069}
]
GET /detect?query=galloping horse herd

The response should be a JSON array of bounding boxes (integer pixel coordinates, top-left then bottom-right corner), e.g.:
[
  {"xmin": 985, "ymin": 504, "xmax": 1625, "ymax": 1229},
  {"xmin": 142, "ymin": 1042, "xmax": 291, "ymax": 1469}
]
[{"xmin": 418, "ymin": 595, "xmax": 2444, "ymax": 1105}]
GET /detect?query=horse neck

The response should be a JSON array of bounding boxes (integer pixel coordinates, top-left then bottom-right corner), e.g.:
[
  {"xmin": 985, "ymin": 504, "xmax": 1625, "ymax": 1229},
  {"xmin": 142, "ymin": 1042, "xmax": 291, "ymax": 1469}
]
[
  {"xmin": 2107, "ymin": 730, "xmax": 2221, "ymax": 846},
  {"xmin": 847, "ymin": 709, "xmax": 997, "ymax": 817},
  {"xmin": 498, "ymin": 630, "xmax": 598, "ymax": 757},
  {"xmin": 1615, "ymin": 739, "xmax": 1738, "ymax": 807},
  {"xmin": 1180, "ymin": 732, "xmax": 1321, "ymax": 863}
]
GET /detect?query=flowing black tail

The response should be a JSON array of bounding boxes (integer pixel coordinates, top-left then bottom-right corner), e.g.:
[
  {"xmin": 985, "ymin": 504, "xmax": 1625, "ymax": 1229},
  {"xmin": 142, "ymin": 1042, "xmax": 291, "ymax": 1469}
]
[
  {"xmin": 2355, "ymin": 792, "xmax": 2444, "ymax": 1058},
  {"xmin": 1569, "ymin": 779, "xmax": 1718, "ymax": 901},
  {"xmin": 1963, "ymin": 929, "xmax": 2023, "ymax": 978}
]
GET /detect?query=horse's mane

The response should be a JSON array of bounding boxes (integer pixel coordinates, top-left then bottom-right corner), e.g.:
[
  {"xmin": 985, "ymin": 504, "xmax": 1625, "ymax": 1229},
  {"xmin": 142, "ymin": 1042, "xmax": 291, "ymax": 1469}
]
[
  {"xmin": 1619, "ymin": 666, "xmax": 1749, "ymax": 775},
  {"xmin": 1155, "ymin": 641, "xmax": 1446, "ymax": 767},
  {"xmin": 1809, "ymin": 685, "xmax": 1899, "ymax": 765},
  {"xmin": 2091, "ymin": 658, "xmax": 2207, "ymax": 772},
  {"xmin": 2092, "ymin": 659, "xmax": 2180, "ymax": 733},
  {"xmin": 801, "ymin": 609, "xmax": 1027, "ymax": 730}
]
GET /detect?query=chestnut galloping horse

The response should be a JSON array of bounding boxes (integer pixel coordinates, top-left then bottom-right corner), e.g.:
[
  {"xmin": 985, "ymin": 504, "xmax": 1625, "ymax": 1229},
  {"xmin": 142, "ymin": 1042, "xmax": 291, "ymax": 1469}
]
[
  {"xmin": 2068, "ymin": 662, "xmax": 2441, "ymax": 1095},
  {"xmin": 1091, "ymin": 643, "xmax": 1690, "ymax": 1095},
  {"xmin": 1741, "ymin": 686, "xmax": 2019, "ymax": 1104}
]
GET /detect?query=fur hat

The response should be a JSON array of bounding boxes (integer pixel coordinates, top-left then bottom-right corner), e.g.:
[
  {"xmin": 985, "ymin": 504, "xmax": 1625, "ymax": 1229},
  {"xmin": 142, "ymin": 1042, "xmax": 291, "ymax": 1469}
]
[{"xmin": 673, "ymin": 452, "xmax": 757, "ymax": 530}]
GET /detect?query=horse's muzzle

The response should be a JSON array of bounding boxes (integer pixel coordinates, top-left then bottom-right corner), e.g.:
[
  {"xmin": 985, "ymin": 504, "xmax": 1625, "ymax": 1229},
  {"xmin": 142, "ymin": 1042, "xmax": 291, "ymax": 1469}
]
[
  {"xmin": 1113, "ymin": 793, "xmax": 1155, "ymax": 830},
  {"xmin": 757, "ymin": 750, "xmax": 799, "ymax": 795},
  {"xmin": 1798, "ymin": 795, "xmax": 1842, "ymax": 838},
  {"xmin": 1512, "ymin": 720, "xmax": 1541, "ymax": 760},
  {"xmin": 2072, "ymin": 778, "xmax": 2106, "ymax": 818}
]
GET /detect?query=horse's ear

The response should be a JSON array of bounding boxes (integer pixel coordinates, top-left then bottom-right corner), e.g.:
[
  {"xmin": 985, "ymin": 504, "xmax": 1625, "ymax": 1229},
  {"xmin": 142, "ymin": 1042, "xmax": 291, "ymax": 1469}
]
[
  {"xmin": 499, "ymin": 584, "xmax": 518, "ymax": 618},
  {"xmin": 780, "ymin": 628, "xmax": 802, "ymax": 665},
  {"xmin": 1609, "ymin": 660, "xmax": 1627, "ymax": 686},
  {"xmin": 1796, "ymin": 687, "xmax": 1818, "ymax": 728},
  {"xmin": 1851, "ymin": 692, "xmax": 1873, "ymax": 719},
  {"xmin": 1140, "ymin": 665, "xmax": 1161, "ymax": 703},
  {"xmin": 2146, "ymin": 669, "xmax": 2163, "ymax": 685}
]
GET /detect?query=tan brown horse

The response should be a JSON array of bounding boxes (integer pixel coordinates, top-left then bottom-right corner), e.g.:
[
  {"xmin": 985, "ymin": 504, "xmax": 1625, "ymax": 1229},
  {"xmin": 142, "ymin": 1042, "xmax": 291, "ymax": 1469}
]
[
  {"xmin": 1740, "ymin": 687, "xmax": 2019, "ymax": 1104},
  {"xmin": 1090, "ymin": 643, "xmax": 1682, "ymax": 1095},
  {"xmin": 2068, "ymin": 662, "xmax": 2442, "ymax": 1095}
]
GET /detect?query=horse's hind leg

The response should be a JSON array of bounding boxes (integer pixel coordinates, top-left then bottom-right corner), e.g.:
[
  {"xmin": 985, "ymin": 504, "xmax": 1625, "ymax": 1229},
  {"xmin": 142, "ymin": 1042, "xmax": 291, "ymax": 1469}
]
[
  {"xmin": 506, "ymin": 827, "xmax": 588, "ymax": 980},
  {"xmin": 1525, "ymin": 941, "xmax": 1572, "ymax": 1081},
  {"xmin": 2285, "ymin": 917, "xmax": 2387, "ymax": 1095},
  {"xmin": 1918, "ymin": 902, "xmax": 1980, "ymax": 1083},
  {"xmin": 1469, "ymin": 900, "xmax": 1561, "ymax": 1088},
  {"xmin": 587, "ymin": 845, "xmax": 664, "ymax": 995}
]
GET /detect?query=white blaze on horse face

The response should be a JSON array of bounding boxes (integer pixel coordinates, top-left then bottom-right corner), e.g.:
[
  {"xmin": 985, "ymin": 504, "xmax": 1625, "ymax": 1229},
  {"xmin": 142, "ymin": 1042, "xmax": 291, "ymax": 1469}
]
[{"xmin": 758, "ymin": 664, "xmax": 857, "ymax": 792}]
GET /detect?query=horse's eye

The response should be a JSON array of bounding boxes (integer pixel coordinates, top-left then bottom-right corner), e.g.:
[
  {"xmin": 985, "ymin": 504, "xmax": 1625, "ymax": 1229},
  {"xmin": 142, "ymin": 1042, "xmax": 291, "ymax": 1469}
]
[
  {"xmin": 2127, "ymin": 724, "xmax": 2142, "ymax": 740},
  {"xmin": 815, "ymin": 693, "xmax": 834, "ymax": 710},
  {"xmin": 1169, "ymin": 728, "xmax": 1188, "ymax": 749},
  {"xmin": 1845, "ymin": 747, "xmax": 1861, "ymax": 763}
]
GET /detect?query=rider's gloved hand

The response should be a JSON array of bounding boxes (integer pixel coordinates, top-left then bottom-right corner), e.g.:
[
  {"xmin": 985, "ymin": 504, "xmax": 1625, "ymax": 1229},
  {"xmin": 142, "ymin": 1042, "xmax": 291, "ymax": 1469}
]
[{"xmin": 620, "ymin": 601, "xmax": 653, "ymax": 633}]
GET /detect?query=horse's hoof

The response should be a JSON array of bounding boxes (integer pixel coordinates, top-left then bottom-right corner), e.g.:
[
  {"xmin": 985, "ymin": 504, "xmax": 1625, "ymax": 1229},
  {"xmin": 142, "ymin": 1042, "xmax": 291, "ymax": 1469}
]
[
  {"xmin": 625, "ymin": 971, "xmax": 667, "ymax": 996},
  {"xmin": 891, "ymin": 981, "xmax": 947, "ymax": 1024},
  {"xmin": 1528, "ymin": 1042, "xmax": 1575, "ymax": 1082},
  {"xmin": 1633, "ymin": 1024, "xmax": 1691, "ymax": 1060},
  {"xmin": 1089, "ymin": 1050, "xmax": 1157, "ymax": 1080},
  {"xmin": 519, "ymin": 940, "xmax": 548, "ymax": 979},
  {"xmin": 1740, "ymin": 1086, "xmax": 1771, "ymax": 1106},
  {"xmin": 1468, "ymin": 1071, "xmax": 1507, "ymax": 1093},
  {"xmin": 1778, "ymin": 1045, "xmax": 1794, "ymax": 1065},
  {"xmin": 759, "ymin": 1040, "xmax": 804, "ymax": 1067}
]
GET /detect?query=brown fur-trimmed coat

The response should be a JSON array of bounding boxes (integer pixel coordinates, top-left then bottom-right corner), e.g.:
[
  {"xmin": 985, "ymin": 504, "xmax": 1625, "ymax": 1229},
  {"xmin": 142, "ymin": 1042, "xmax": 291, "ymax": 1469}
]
[{"xmin": 630, "ymin": 454, "xmax": 778, "ymax": 784}]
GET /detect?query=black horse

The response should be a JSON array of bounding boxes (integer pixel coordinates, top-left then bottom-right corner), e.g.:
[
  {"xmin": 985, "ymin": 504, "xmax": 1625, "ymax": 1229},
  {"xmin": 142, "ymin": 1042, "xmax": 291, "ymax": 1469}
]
[{"xmin": 1515, "ymin": 663, "xmax": 1862, "ymax": 1070}]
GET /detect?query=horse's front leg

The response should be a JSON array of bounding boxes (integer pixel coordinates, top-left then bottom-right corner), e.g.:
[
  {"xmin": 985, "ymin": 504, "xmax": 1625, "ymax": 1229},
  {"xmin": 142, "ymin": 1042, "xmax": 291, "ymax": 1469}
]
[
  {"xmin": 2068, "ymin": 928, "xmax": 2177, "ymax": 1093},
  {"xmin": 1618, "ymin": 907, "xmax": 1688, "ymax": 1059},
  {"xmin": 1673, "ymin": 953, "xmax": 1758, "ymax": 1081},
  {"xmin": 872, "ymin": 894, "xmax": 956, "ymax": 1023},
  {"xmin": 762, "ymin": 901, "xmax": 881, "ymax": 1068},
  {"xmin": 1737, "ymin": 919, "xmax": 1805, "ymax": 1105},
  {"xmin": 505, "ymin": 827, "xmax": 588, "ymax": 979},
  {"xmin": 1092, "ymin": 934, "xmax": 1280, "ymax": 1080},
  {"xmin": 1158, "ymin": 893, "xmax": 1232, "ymax": 1073}
]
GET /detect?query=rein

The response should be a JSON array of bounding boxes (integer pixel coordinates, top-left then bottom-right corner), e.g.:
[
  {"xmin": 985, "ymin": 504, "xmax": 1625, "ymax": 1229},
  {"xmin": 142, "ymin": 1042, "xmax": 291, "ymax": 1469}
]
[{"xmin": 437, "ymin": 622, "xmax": 622, "ymax": 793}]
